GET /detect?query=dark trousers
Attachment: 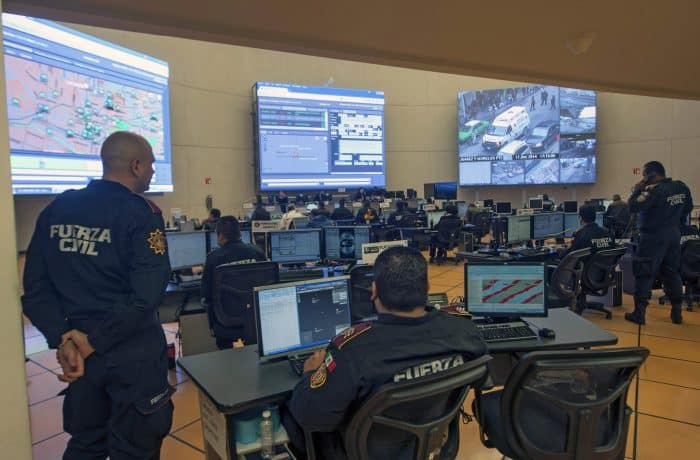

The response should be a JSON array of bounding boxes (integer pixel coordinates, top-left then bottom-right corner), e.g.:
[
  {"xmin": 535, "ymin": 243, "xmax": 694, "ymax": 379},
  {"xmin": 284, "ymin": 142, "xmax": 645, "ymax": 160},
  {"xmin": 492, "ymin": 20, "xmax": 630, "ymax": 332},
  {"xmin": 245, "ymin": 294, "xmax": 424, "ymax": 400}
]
[
  {"xmin": 633, "ymin": 229, "xmax": 683, "ymax": 307},
  {"xmin": 62, "ymin": 330, "xmax": 174, "ymax": 460}
]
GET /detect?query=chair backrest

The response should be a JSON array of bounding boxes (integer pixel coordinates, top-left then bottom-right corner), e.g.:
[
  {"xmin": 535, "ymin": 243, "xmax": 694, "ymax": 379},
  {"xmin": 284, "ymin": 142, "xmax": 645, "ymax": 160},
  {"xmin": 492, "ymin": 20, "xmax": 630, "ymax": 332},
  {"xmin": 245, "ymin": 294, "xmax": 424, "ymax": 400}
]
[
  {"xmin": 437, "ymin": 218, "xmax": 462, "ymax": 247},
  {"xmin": 581, "ymin": 247, "xmax": 626, "ymax": 295},
  {"xmin": 497, "ymin": 347, "xmax": 649, "ymax": 460},
  {"xmin": 399, "ymin": 213, "xmax": 418, "ymax": 227},
  {"xmin": 471, "ymin": 212, "xmax": 492, "ymax": 238},
  {"xmin": 344, "ymin": 355, "xmax": 492, "ymax": 460},
  {"xmin": 349, "ymin": 264, "xmax": 375, "ymax": 323},
  {"xmin": 680, "ymin": 239, "xmax": 700, "ymax": 281},
  {"xmin": 211, "ymin": 261, "xmax": 279, "ymax": 343},
  {"xmin": 549, "ymin": 248, "xmax": 591, "ymax": 300}
]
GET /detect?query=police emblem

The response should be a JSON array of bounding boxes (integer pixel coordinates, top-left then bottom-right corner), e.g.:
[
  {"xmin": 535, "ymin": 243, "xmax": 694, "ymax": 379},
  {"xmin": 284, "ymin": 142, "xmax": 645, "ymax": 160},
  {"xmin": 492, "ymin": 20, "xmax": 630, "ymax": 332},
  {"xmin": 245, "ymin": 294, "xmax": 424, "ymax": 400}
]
[
  {"xmin": 310, "ymin": 365, "xmax": 327, "ymax": 389},
  {"xmin": 147, "ymin": 229, "xmax": 167, "ymax": 255}
]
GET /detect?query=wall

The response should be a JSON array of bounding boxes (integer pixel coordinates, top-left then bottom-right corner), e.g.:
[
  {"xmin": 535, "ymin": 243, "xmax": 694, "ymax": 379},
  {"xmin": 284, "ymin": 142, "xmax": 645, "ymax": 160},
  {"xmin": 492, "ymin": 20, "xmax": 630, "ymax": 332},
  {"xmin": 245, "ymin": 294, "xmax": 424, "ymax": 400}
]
[
  {"xmin": 0, "ymin": 2, "xmax": 34, "ymax": 458},
  {"xmin": 13, "ymin": 23, "xmax": 700, "ymax": 250}
]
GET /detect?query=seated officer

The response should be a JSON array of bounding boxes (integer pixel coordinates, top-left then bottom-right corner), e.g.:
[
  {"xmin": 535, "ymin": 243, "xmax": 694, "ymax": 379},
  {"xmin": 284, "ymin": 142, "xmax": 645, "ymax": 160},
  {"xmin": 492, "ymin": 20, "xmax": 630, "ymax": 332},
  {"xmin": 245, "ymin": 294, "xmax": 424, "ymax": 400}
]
[
  {"xmin": 202, "ymin": 207, "xmax": 221, "ymax": 230},
  {"xmin": 330, "ymin": 199, "xmax": 354, "ymax": 221},
  {"xmin": 680, "ymin": 221, "xmax": 700, "ymax": 245},
  {"xmin": 200, "ymin": 216, "xmax": 265, "ymax": 330},
  {"xmin": 429, "ymin": 204, "xmax": 462, "ymax": 262},
  {"xmin": 283, "ymin": 246, "xmax": 487, "ymax": 458},
  {"xmin": 250, "ymin": 200, "xmax": 271, "ymax": 221},
  {"xmin": 306, "ymin": 208, "xmax": 332, "ymax": 228},
  {"xmin": 565, "ymin": 204, "xmax": 615, "ymax": 257},
  {"xmin": 387, "ymin": 200, "xmax": 412, "ymax": 226},
  {"xmin": 356, "ymin": 200, "xmax": 380, "ymax": 224}
]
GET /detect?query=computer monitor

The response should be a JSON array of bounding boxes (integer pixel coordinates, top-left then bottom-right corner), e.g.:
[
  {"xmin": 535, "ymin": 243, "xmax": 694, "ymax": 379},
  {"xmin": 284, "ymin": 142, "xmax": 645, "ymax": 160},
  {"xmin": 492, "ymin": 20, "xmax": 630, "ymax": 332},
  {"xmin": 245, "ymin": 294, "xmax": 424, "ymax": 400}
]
[
  {"xmin": 531, "ymin": 212, "xmax": 564, "ymax": 240},
  {"xmin": 268, "ymin": 229, "xmax": 322, "ymax": 264},
  {"xmin": 464, "ymin": 262, "xmax": 547, "ymax": 318},
  {"xmin": 563, "ymin": 201, "xmax": 578, "ymax": 213},
  {"xmin": 166, "ymin": 231, "xmax": 207, "ymax": 270},
  {"xmin": 564, "ymin": 213, "xmax": 580, "ymax": 238},
  {"xmin": 483, "ymin": 199, "xmax": 494, "ymax": 209},
  {"xmin": 427, "ymin": 211, "xmax": 446, "ymax": 229},
  {"xmin": 457, "ymin": 202, "xmax": 469, "ymax": 218},
  {"xmin": 528, "ymin": 198, "xmax": 543, "ymax": 210},
  {"xmin": 423, "ymin": 183, "xmax": 435, "ymax": 200},
  {"xmin": 495, "ymin": 202, "xmax": 512, "ymax": 214},
  {"xmin": 596, "ymin": 211, "xmax": 604, "ymax": 227},
  {"xmin": 507, "ymin": 216, "xmax": 532, "ymax": 244},
  {"xmin": 433, "ymin": 182, "xmax": 457, "ymax": 200},
  {"xmin": 324, "ymin": 226, "xmax": 371, "ymax": 261},
  {"xmin": 254, "ymin": 276, "xmax": 352, "ymax": 361}
]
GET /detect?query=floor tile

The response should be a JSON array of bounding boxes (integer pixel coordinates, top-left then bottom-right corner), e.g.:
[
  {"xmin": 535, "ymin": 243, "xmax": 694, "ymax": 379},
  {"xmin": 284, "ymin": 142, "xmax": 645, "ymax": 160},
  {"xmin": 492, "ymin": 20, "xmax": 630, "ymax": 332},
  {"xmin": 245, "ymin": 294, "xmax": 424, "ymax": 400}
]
[
  {"xmin": 27, "ymin": 371, "xmax": 67, "ymax": 406},
  {"xmin": 31, "ymin": 432, "xmax": 69, "ymax": 460},
  {"xmin": 171, "ymin": 380, "xmax": 201, "ymax": 431},
  {"xmin": 30, "ymin": 396, "xmax": 64, "ymax": 444},
  {"xmin": 26, "ymin": 360, "xmax": 48, "ymax": 378},
  {"xmin": 626, "ymin": 413, "xmax": 700, "ymax": 459},
  {"xmin": 640, "ymin": 355, "xmax": 700, "ymax": 389},
  {"xmin": 160, "ymin": 435, "xmax": 206, "ymax": 460},
  {"xmin": 172, "ymin": 420, "xmax": 205, "ymax": 451},
  {"xmin": 25, "ymin": 334, "xmax": 50, "ymax": 355},
  {"xmin": 29, "ymin": 349, "xmax": 60, "ymax": 372},
  {"xmin": 629, "ymin": 379, "xmax": 700, "ymax": 425}
]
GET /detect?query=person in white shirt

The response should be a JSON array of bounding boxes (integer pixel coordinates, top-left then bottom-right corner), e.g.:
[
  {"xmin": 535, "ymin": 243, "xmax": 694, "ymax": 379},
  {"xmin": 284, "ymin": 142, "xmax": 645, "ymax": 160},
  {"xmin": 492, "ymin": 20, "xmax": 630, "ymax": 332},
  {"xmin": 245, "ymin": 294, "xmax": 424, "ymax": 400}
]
[{"xmin": 280, "ymin": 204, "xmax": 306, "ymax": 229}]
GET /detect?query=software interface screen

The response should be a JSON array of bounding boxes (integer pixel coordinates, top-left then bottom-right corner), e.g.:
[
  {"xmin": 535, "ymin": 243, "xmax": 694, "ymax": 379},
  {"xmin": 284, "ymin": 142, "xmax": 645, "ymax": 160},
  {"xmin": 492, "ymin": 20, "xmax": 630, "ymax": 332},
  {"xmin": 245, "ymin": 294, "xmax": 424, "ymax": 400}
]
[
  {"xmin": 564, "ymin": 213, "xmax": 579, "ymax": 237},
  {"xmin": 2, "ymin": 14, "xmax": 173, "ymax": 195},
  {"xmin": 466, "ymin": 264, "xmax": 546, "ymax": 316},
  {"xmin": 324, "ymin": 226, "xmax": 371, "ymax": 260},
  {"xmin": 532, "ymin": 213, "xmax": 564, "ymax": 239},
  {"xmin": 167, "ymin": 232, "xmax": 206, "ymax": 269},
  {"xmin": 270, "ymin": 230, "xmax": 320, "ymax": 263},
  {"xmin": 256, "ymin": 82, "xmax": 385, "ymax": 191},
  {"xmin": 507, "ymin": 216, "xmax": 532, "ymax": 243},
  {"xmin": 257, "ymin": 278, "xmax": 351, "ymax": 357}
]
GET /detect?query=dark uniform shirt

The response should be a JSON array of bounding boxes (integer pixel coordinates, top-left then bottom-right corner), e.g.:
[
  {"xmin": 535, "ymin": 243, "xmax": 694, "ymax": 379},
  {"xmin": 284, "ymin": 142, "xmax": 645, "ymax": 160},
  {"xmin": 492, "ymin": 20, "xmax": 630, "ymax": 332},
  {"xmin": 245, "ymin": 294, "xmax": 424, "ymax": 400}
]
[
  {"xmin": 629, "ymin": 178, "xmax": 693, "ymax": 233},
  {"xmin": 306, "ymin": 214, "xmax": 333, "ymax": 228},
  {"xmin": 567, "ymin": 222, "xmax": 615, "ymax": 255},
  {"xmin": 356, "ymin": 206, "xmax": 379, "ymax": 224},
  {"xmin": 387, "ymin": 210, "xmax": 413, "ymax": 226},
  {"xmin": 200, "ymin": 240, "xmax": 266, "ymax": 305},
  {"xmin": 680, "ymin": 224, "xmax": 700, "ymax": 245},
  {"xmin": 286, "ymin": 308, "xmax": 487, "ymax": 458},
  {"xmin": 330, "ymin": 206, "xmax": 354, "ymax": 221},
  {"xmin": 251, "ymin": 207, "xmax": 271, "ymax": 221},
  {"xmin": 22, "ymin": 179, "xmax": 171, "ymax": 351}
]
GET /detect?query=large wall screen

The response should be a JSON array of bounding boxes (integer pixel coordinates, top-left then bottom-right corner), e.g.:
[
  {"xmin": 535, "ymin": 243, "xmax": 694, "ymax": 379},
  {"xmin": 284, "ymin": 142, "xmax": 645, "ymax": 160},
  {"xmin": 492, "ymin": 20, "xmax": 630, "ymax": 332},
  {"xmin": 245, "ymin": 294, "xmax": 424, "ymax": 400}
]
[{"xmin": 255, "ymin": 82, "xmax": 385, "ymax": 191}]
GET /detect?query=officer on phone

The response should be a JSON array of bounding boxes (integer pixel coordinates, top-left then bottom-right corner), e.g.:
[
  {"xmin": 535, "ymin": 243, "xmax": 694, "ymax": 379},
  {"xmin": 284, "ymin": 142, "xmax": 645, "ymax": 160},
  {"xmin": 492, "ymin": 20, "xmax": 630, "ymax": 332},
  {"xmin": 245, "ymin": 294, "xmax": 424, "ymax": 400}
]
[{"xmin": 625, "ymin": 161, "xmax": 693, "ymax": 325}]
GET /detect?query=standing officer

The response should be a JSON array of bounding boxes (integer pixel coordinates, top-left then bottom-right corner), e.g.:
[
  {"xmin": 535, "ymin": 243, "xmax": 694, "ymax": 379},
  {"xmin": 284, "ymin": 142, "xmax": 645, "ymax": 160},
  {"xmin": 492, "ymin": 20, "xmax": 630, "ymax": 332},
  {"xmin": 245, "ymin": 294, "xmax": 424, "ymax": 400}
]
[
  {"xmin": 282, "ymin": 246, "xmax": 487, "ymax": 458},
  {"xmin": 22, "ymin": 131, "xmax": 174, "ymax": 459},
  {"xmin": 625, "ymin": 161, "xmax": 693, "ymax": 325}
]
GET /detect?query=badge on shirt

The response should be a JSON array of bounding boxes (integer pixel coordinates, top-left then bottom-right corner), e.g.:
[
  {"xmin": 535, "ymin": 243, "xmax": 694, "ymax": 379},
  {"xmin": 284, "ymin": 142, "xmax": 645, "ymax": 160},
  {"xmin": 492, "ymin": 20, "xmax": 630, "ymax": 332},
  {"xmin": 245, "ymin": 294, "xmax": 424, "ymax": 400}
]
[
  {"xmin": 147, "ymin": 229, "xmax": 167, "ymax": 255},
  {"xmin": 310, "ymin": 365, "xmax": 327, "ymax": 389},
  {"xmin": 324, "ymin": 351, "xmax": 336, "ymax": 373}
]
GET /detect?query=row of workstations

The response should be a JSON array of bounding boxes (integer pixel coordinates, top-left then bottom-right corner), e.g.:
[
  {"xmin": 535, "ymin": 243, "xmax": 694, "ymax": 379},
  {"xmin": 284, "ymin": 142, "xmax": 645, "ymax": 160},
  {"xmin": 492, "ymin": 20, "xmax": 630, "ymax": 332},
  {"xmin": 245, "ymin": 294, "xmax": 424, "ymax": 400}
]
[{"xmin": 492, "ymin": 211, "xmax": 605, "ymax": 246}]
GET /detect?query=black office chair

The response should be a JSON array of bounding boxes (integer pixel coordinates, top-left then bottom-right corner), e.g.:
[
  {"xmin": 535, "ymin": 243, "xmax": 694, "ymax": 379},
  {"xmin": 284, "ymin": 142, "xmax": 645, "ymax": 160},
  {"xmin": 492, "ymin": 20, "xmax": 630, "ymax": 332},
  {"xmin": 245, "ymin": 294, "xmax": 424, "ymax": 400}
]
[
  {"xmin": 434, "ymin": 219, "xmax": 462, "ymax": 265},
  {"xmin": 468, "ymin": 211, "xmax": 491, "ymax": 244},
  {"xmin": 659, "ymin": 239, "xmax": 700, "ymax": 311},
  {"xmin": 474, "ymin": 347, "xmax": 649, "ymax": 460},
  {"xmin": 209, "ymin": 261, "xmax": 278, "ymax": 348},
  {"xmin": 349, "ymin": 264, "xmax": 376, "ymax": 323},
  {"xmin": 576, "ymin": 247, "xmax": 626, "ymax": 319},
  {"xmin": 547, "ymin": 248, "xmax": 591, "ymax": 309},
  {"xmin": 305, "ymin": 355, "xmax": 492, "ymax": 460}
]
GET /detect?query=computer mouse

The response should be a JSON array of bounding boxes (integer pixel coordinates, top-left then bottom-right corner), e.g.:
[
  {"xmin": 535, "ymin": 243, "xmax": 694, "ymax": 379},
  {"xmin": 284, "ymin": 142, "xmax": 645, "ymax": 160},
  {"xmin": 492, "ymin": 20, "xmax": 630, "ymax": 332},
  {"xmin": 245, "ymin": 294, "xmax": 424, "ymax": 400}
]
[{"xmin": 538, "ymin": 328, "xmax": 556, "ymax": 339}]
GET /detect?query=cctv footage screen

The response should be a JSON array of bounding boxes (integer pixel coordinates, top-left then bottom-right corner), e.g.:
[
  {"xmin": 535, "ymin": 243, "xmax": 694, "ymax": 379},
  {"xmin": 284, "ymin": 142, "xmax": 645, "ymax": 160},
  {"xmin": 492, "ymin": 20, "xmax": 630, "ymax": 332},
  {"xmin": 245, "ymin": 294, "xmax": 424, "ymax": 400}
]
[
  {"xmin": 255, "ymin": 82, "xmax": 385, "ymax": 191},
  {"xmin": 457, "ymin": 85, "xmax": 596, "ymax": 186}
]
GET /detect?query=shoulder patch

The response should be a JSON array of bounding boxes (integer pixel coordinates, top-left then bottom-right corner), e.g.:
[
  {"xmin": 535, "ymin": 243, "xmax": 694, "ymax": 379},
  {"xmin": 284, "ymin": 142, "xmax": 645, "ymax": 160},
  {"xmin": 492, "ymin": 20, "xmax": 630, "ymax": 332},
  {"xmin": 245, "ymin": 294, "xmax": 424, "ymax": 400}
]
[
  {"xmin": 309, "ymin": 365, "xmax": 327, "ymax": 389},
  {"xmin": 332, "ymin": 323, "xmax": 372, "ymax": 349},
  {"xmin": 147, "ymin": 229, "xmax": 167, "ymax": 255},
  {"xmin": 441, "ymin": 305, "xmax": 472, "ymax": 318}
]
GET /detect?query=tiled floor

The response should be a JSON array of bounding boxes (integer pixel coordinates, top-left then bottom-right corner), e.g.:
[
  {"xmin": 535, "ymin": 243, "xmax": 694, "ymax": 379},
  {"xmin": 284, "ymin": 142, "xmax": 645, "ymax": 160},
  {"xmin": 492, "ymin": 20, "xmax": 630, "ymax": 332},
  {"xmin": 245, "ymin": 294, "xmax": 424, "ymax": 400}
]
[{"xmin": 23, "ymin": 257, "xmax": 699, "ymax": 459}]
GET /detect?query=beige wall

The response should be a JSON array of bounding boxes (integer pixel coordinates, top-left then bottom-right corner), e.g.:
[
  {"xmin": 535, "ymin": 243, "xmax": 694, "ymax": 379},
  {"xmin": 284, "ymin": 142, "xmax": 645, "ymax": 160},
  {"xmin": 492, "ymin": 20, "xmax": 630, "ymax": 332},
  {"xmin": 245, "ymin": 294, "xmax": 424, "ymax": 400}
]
[
  {"xmin": 0, "ymin": 3, "xmax": 34, "ymax": 459},
  {"xmin": 13, "ymin": 23, "xmax": 700, "ymax": 250}
]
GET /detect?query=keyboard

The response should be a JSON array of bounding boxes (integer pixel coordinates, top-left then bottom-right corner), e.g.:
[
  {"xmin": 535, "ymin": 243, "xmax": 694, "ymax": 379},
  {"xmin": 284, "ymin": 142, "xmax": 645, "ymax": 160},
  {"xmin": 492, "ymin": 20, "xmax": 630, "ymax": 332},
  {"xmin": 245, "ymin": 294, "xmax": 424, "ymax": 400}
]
[
  {"xmin": 279, "ymin": 267, "xmax": 325, "ymax": 282},
  {"xmin": 288, "ymin": 354, "xmax": 312, "ymax": 376},
  {"xmin": 476, "ymin": 321, "xmax": 538, "ymax": 342}
]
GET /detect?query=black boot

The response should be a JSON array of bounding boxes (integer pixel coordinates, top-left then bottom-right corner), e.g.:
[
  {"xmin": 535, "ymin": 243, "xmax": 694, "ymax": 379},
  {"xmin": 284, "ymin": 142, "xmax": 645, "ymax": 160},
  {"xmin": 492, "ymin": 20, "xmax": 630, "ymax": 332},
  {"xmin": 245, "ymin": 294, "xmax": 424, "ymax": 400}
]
[
  {"xmin": 671, "ymin": 304, "xmax": 683, "ymax": 324},
  {"xmin": 625, "ymin": 303, "xmax": 646, "ymax": 325}
]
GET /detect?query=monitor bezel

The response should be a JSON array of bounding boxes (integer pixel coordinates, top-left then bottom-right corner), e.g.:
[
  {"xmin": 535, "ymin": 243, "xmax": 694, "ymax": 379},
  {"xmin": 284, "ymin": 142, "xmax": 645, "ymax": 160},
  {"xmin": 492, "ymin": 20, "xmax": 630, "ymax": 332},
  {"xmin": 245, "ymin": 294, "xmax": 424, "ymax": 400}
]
[
  {"xmin": 165, "ymin": 231, "xmax": 207, "ymax": 270},
  {"xmin": 267, "ymin": 228, "xmax": 323, "ymax": 264},
  {"xmin": 530, "ymin": 212, "xmax": 565, "ymax": 240},
  {"xmin": 323, "ymin": 225, "xmax": 372, "ymax": 261}
]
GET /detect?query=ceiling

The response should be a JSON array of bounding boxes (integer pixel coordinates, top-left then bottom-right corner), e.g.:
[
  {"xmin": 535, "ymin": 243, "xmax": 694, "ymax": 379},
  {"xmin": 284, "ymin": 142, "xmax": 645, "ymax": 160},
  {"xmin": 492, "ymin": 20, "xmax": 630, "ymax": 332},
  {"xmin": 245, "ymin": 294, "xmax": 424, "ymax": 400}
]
[{"xmin": 4, "ymin": 0, "xmax": 700, "ymax": 100}]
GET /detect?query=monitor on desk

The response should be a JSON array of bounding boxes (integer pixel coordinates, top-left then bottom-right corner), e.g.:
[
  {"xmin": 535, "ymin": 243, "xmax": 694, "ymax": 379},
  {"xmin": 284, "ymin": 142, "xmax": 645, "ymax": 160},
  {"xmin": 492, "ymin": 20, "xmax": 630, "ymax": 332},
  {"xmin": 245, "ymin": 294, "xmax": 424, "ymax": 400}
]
[
  {"xmin": 507, "ymin": 215, "xmax": 532, "ymax": 244},
  {"xmin": 529, "ymin": 198, "xmax": 543, "ymax": 210},
  {"xmin": 596, "ymin": 211, "xmax": 604, "ymax": 227},
  {"xmin": 495, "ymin": 202, "xmax": 512, "ymax": 215},
  {"xmin": 465, "ymin": 262, "xmax": 547, "ymax": 318},
  {"xmin": 531, "ymin": 212, "xmax": 564, "ymax": 240},
  {"xmin": 427, "ymin": 211, "xmax": 446, "ymax": 229},
  {"xmin": 268, "ymin": 229, "xmax": 321, "ymax": 264},
  {"xmin": 564, "ymin": 213, "xmax": 579, "ymax": 238},
  {"xmin": 324, "ymin": 226, "xmax": 371, "ymax": 261},
  {"xmin": 483, "ymin": 199, "xmax": 494, "ymax": 209},
  {"xmin": 166, "ymin": 232, "xmax": 207, "ymax": 270},
  {"xmin": 254, "ymin": 276, "xmax": 352, "ymax": 361},
  {"xmin": 563, "ymin": 201, "xmax": 578, "ymax": 213},
  {"xmin": 457, "ymin": 201, "xmax": 468, "ymax": 218}
]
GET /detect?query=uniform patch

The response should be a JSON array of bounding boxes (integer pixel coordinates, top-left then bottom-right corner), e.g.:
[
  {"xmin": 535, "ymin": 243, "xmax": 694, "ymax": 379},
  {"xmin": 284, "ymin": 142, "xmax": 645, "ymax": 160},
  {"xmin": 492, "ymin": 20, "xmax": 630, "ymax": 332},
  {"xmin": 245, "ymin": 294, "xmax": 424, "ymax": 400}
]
[
  {"xmin": 147, "ymin": 229, "xmax": 167, "ymax": 255},
  {"xmin": 310, "ymin": 365, "xmax": 327, "ymax": 389},
  {"xmin": 332, "ymin": 323, "xmax": 372, "ymax": 349},
  {"xmin": 324, "ymin": 351, "xmax": 336, "ymax": 373}
]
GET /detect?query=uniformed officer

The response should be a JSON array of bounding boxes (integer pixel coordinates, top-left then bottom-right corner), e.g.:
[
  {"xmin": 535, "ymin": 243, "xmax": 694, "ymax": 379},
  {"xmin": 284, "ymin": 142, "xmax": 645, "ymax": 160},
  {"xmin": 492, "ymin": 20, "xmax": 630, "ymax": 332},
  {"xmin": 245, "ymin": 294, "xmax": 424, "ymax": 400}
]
[
  {"xmin": 282, "ymin": 246, "xmax": 487, "ymax": 459},
  {"xmin": 566, "ymin": 204, "xmax": 615, "ymax": 256},
  {"xmin": 625, "ymin": 161, "xmax": 693, "ymax": 325},
  {"xmin": 22, "ymin": 131, "xmax": 174, "ymax": 459},
  {"xmin": 355, "ymin": 199, "xmax": 380, "ymax": 224},
  {"xmin": 200, "ymin": 216, "xmax": 266, "ymax": 348},
  {"xmin": 680, "ymin": 221, "xmax": 700, "ymax": 245},
  {"xmin": 429, "ymin": 204, "xmax": 462, "ymax": 262}
]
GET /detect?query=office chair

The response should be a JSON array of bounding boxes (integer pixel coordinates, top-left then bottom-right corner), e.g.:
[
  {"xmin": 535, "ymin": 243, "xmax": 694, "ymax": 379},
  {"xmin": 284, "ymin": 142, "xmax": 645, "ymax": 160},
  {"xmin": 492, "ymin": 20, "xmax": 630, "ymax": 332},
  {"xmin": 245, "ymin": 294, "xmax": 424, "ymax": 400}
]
[
  {"xmin": 305, "ymin": 355, "xmax": 492, "ymax": 460},
  {"xmin": 659, "ymin": 239, "xmax": 700, "ymax": 311},
  {"xmin": 349, "ymin": 264, "xmax": 376, "ymax": 323},
  {"xmin": 474, "ymin": 347, "xmax": 648, "ymax": 460},
  {"xmin": 468, "ymin": 211, "xmax": 492, "ymax": 244},
  {"xmin": 576, "ymin": 247, "xmax": 626, "ymax": 319},
  {"xmin": 434, "ymin": 219, "xmax": 462, "ymax": 265},
  {"xmin": 209, "ymin": 261, "xmax": 279, "ymax": 349},
  {"xmin": 547, "ymin": 248, "xmax": 591, "ymax": 309}
]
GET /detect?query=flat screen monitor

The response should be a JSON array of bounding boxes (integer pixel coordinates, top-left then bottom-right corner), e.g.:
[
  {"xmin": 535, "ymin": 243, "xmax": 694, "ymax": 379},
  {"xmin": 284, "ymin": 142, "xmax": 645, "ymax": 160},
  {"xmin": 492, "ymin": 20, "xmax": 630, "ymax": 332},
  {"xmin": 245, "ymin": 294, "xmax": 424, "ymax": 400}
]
[
  {"xmin": 483, "ymin": 199, "xmax": 494, "ymax": 209},
  {"xmin": 563, "ymin": 201, "xmax": 578, "ymax": 213},
  {"xmin": 423, "ymin": 183, "xmax": 435, "ymax": 200},
  {"xmin": 254, "ymin": 276, "xmax": 352, "ymax": 360},
  {"xmin": 457, "ymin": 201, "xmax": 469, "ymax": 218},
  {"xmin": 532, "ymin": 212, "xmax": 564, "ymax": 240},
  {"xmin": 268, "ymin": 229, "xmax": 321, "ymax": 264},
  {"xmin": 458, "ymin": 85, "xmax": 596, "ymax": 186},
  {"xmin": 529, "ymin": 198, "xmax": 543, "ymax": 210},
  {"xmin": 495, "ymin": 202, "xmax": 512, "ymax": 214},
  {"xmin": 427, "ymin": 211, "xmax": 446, "ymax": 229},
  {"xmin": 596, "ymin": 211, "xmax": 604, "ymax": 227},
  {"xmin": 433, "ymin": 182, "xmax": 457, "ymax": 200},
  {"xmin": 166, "ymin": 232, "xmax": 206, "ymax": 270},
  {"xmin": 3, "ymin": 14, "xmax": 173, "ymax": 195},
  {"xmin": 255, "ymin": 82, "xmax": 385, "ymax": 191},
  {"xmin": 324, "ymin": 226, "xmax": 371, "ymax": 260},
  {"xmin": 564, "ymin": 213, "xmax": 580, "ymax": 238},
  {"xmin": 507, "ymin": 215, "xmax": 532, "ymax": 244},
  {"xmin": 465, "ymin": 262, "xmax": 547, "ymax": 317}
]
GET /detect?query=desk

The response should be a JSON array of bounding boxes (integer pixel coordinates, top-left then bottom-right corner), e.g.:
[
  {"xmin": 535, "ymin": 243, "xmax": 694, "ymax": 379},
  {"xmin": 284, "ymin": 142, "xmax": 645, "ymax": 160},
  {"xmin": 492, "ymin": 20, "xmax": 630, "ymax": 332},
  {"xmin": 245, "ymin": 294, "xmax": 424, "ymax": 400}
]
[
  {"xmin": 456, "ymin": 249, "xmax": 555, "ymax": 264},
  {"xmin": 179, "ymin": 309, "xmax": 617, "ymax": 459}
]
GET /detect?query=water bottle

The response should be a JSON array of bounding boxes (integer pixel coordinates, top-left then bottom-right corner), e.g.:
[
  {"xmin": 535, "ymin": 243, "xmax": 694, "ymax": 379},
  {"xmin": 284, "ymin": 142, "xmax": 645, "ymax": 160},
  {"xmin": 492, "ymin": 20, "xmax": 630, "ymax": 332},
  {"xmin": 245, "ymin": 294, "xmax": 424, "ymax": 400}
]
[{"xmin": 260, "ymin": 409, "xmax": 274, "ymax": 459}]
